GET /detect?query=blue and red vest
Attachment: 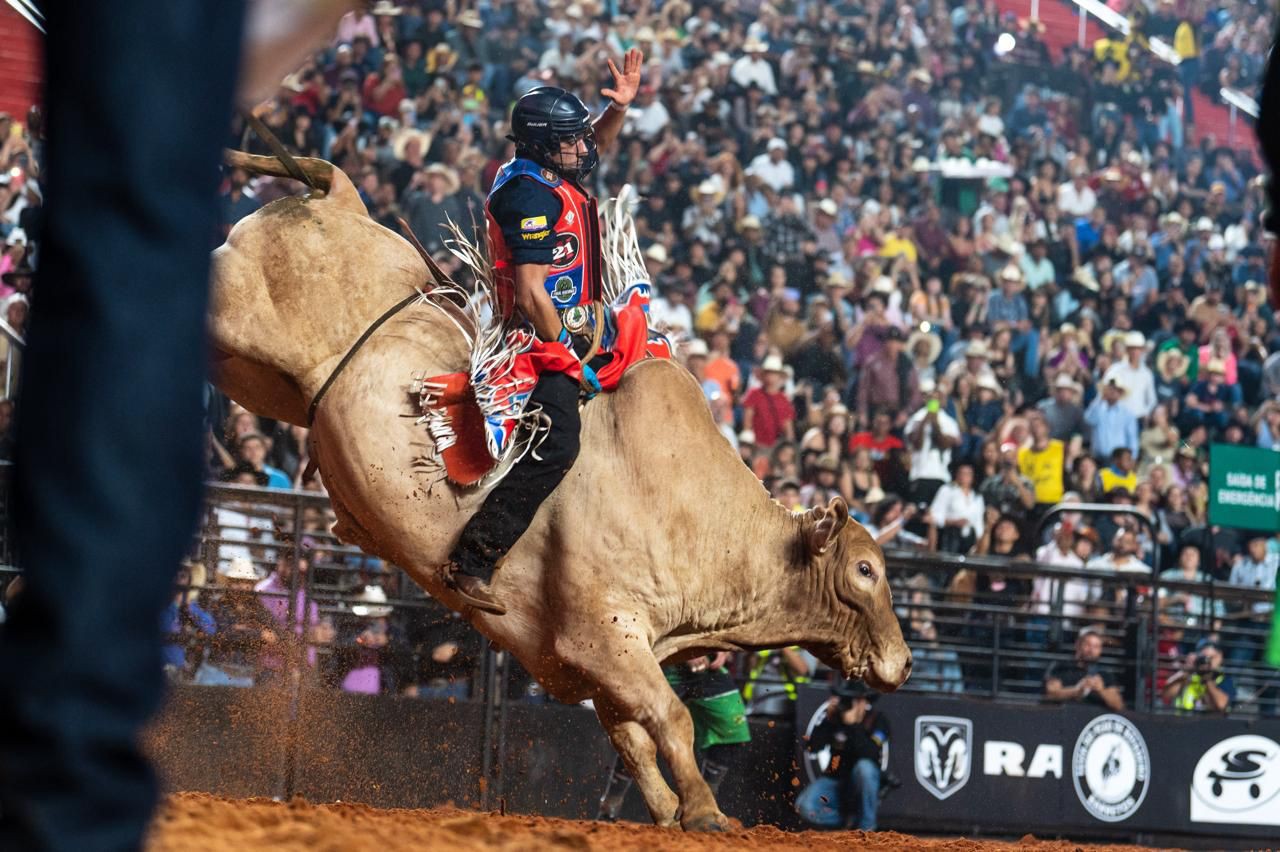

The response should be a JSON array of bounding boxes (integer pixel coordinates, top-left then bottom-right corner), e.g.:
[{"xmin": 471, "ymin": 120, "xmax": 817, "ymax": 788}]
[{"xmin": 485, "ymin": 157, "xmax": 602, "ymax": 320}]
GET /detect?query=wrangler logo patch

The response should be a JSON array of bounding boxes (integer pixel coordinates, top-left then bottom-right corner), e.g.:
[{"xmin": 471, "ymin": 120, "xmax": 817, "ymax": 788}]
[
  {"xmin": 521, "ymin": 215, "xmax": 548, "ymax": 231},
  {"xmin": 521, "ymin": 229, "xmax": 551, "ymax": 241}
]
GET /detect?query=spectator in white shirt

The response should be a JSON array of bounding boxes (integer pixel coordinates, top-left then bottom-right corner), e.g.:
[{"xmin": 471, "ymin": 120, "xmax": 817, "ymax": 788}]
[
  {"xmin": 730, "ymin": 38, "xmax": 777, "ymax": 95},
  {"xmin": 928, "ymin": 463, "xmax": 984, "ymax": 554},
  {"xmin": 1089, "ymin": 528, "xmax": 1151, "ymax": 575},
  {"xmin": 1227, "ymin": 535, "xmax": 1278, "ymax": 662},
  {"xmin": 904, "ymin": 380, "xmax": 962, "ymax": 506},
  {"xmin": 1031, "ymin": 523, "xmax": 1101, "ymax": 623},
  {"xmin": 746, "ymin": 138, "xmax": 795, "ymax": 193},
  {"xmin": 650, "ymin": 284, "xmax": 694, "ymax": 343},
  {"xmin": 1056, "ymin": 168, "xmax": 1097, "ymax": 218},
  {"xmin": 623, "ymin": 86, "xmax": 670, "ymax": 141},
  {"xmin": 1101, "ymin": 331, "xmax": 1157, "ymax": 419}
]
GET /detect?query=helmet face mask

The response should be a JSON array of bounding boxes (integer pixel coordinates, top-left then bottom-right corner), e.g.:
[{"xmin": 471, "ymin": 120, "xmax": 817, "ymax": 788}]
[{"xmin": 510, "ymin": 86, "xmax": 599, "ymax": 182}]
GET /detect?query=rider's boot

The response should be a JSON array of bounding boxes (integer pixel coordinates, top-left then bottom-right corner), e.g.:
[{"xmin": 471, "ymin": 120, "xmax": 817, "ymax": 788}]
[{"xmin": 441, "ymin": 563, "xmax": 507, "ymax": 615}]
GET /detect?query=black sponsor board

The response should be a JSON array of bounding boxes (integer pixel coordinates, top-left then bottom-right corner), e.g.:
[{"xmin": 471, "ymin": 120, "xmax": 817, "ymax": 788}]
[{"xmin": 796, "ymin": 686, "xmax": 1280, "ymax": 840}]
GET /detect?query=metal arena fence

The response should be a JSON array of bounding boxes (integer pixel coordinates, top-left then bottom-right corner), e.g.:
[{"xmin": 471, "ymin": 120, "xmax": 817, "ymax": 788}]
[{"xmin": 1, "ymin": 476, "xmax": 1277, "ymax": 719}]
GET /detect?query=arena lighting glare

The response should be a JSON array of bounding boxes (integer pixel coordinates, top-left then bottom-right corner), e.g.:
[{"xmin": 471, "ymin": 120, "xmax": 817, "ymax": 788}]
[{"xmin": 994, "ymin": 32, "xmax": 1017, "ymax": 56}]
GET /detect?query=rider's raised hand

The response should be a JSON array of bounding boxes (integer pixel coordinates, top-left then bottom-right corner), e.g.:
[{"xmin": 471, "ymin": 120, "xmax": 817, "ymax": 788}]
[{"xmin": 602, "ymin": 47, "xmax": 644, "ymax": 108}]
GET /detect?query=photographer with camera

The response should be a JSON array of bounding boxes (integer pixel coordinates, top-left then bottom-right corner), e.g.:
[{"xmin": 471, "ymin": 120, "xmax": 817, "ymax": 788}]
[
  {"xmin": 1161, "ymin": 637, "xmax": 1235, "ymax": 714},
  {"xmin": 796, "ymin": 681, "xmax": 891, "ymax": 831}
]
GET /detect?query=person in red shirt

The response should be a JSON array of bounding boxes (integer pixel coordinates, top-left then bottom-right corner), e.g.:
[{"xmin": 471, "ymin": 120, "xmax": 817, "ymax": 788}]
[
  {"xmin": 848, "ymin": 408, "xmax": 905, "ymax": 482},
  {"xmin": 741, "ymin": 355, "xmax": 796, "ymax": 448},
  {"xmin": 362, "ymin": 53, "xmax": 406, "ymax": 118}
]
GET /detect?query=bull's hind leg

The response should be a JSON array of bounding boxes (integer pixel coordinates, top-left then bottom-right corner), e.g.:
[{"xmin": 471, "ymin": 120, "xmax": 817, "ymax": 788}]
[{"xmin": 594, "ymin": 698, "xmax": 679, "ymax": 826}]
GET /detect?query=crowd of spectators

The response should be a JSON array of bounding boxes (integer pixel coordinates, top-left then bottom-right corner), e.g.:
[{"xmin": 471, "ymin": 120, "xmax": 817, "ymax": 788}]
[{"xmin": 5, "ymin": 0, "xmax": 1280, "ymax": 714}]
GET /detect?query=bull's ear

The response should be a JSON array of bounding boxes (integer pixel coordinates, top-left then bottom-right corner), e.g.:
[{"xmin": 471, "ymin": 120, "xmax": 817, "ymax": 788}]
[{"xmin": 806, "ymin": 497, "xmax": 850, "ymax": 556}]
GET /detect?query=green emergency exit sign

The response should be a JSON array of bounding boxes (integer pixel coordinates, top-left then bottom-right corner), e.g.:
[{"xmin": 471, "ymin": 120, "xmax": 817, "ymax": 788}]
[{"xmin": 1208, "ymin": 444, "xmax": 1280, "ymax": 531}]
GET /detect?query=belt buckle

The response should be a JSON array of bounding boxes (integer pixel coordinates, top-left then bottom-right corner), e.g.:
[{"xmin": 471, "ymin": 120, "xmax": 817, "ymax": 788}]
[{"xmin": 560, "ymin": 305, "xmax": 591, "ymax": 335}]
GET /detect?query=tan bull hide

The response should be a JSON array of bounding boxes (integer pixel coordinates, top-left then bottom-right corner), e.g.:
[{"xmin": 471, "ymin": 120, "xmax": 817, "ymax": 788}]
[{"xmin": 208, "ymin": 152, "xmax": 912, "ymax": 831}]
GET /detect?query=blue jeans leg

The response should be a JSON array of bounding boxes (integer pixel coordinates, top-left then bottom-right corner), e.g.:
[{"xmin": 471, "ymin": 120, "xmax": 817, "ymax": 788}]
[
  {"xmin": 795, "ymin": 776, "xmax": 843, "ymax": 828},
  {"xmin": 851, "ymin": 758, "xmax": 880, "ymax": 831}
]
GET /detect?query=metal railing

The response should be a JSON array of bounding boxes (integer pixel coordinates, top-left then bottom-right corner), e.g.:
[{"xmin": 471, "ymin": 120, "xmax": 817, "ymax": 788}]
[{"xmin": 3, "ymin": 479, "xmax": 1277, "ymax": 720}]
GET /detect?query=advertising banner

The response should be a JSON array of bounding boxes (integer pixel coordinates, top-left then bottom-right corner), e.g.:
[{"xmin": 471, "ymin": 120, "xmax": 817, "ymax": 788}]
[{"xmin": 796, "ymin": 687, "xmax": 1280, "ymax": 840}]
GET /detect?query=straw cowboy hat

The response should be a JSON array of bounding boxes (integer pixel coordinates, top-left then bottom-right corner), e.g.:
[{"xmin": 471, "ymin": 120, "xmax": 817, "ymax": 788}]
[
  {"xmin": 1053, "ymin": 373, "xmax": 1082, "ymax": 394},
  {"xmin": 1123, "ymin": 330, "xmax": 1147, "ymax": 350},
  {"xmin": 1101, "ymin": 328, "xmax": 1129, "ymax": 355},
  {"xmin": 218, "ymin": 556, "xmax": 262, "ymax": 582},
  {"xmin": 393, "ymin": 128, "xmax": 432, "ymax": 161},
  {"xmin": 455, "ymin": 9, "xmax": 484, "ymax": 27},
  {"xmin": 761, "ymin": 354, "xmax": 786, "ymax": 373},
  {"xmin": 350, "ymin": 584, "xmax": 393, "ymax": 617},
  {"xmin": 422, "ymin": 163, "xmax": 461, "ymax": 194},
  {"xmin": 371, "ymin": 1, "xmax": 403, "ymax": 15},
  {"xmin": 1156, "ymin": 348, "xmax": 1189, "ymax": 376},
  {"xmin": 1204, "ymin": 358, "xmax": 1227, "ymax": 376},
  {"xmin": 907, "ymin": 329, "xmax": 942, "ymax": 365},
  {"xmin": 976, "ymin": 374, "xmax": 1003, "ymax": 395},
  {"xmin": 965, "ymin": 340, "xmax": 990, "ymax": 360}
]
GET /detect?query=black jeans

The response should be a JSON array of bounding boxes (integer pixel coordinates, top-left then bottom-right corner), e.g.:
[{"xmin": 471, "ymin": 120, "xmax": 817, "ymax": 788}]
[
  {"xmin": 0, "ymin": 2, "xmax": 244, "ymax": 850},
  {"xmin": 451, "ymin": 344, "xmax": 608, "ymax": 581}
]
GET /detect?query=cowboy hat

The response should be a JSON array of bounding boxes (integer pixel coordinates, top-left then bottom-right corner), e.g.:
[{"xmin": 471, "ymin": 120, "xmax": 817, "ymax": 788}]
[
  {"xmin": 1103, "ymin": 377, "xmax": 1128, "ymax": 396},
  {"xmin": 738, "ymin": 429, "xmax": 756, "ymax": 446},
  {"xmin": 761, "ymin": 354, "xmax": 786, "ymax": 373},
  {"xmin": 422, "ymin": 163, "xmax": 461, "ymax": 194},
  {"xmin": 1204, "ymin": 358, "xmax": 1227, "ymax": 375},
  {"xmin": 218, "ymin": 556, "xmax": 262, "ymax": 582},
  {"xmin": 1100, "ymin": 328, "xmax": 1129, "ymax": 354},
  {"xmin": 644, "ymin": 243, "xmax": 669, "ymax": 264},
  {"xmin": 738, "ymin": 215, "xmax": 762, "ymax": 231},
  {"xmin": 998, "ymin": 264, "xmax": 1023, "ymax": 283},
  {"xmin": 1072, "ymin": 266, "xmax": 1100, "ymax": 292},
  {"xmin": 1053, "ymin": 373, "xmax": 1081, "ymax": 394},
  {"xmin": 965, "ymin": 340, "xmax": 990, "ymax": 359},
  {"xmin": 817, "ymin": 198, "xmax": 838, "ymax": 217},
  {"xmin": 862, "ymin": 485, "xmax": 887, "ymax": 505},
  {"xmin": 907, "ymin": 329, "xmax": 942, "ymax": 365},
  {"xmin": 742, "ymin": 36, "xmax": 769, "ymax": 53},
  {"xmin": 1156, "ymin": 348, "xmax": 1189, "ymax": 375},
  {"xmin": 392, "ymin": 128, "xmax": 432, "ymax": 160},
  {"xmin": 977, "ymin": 374, "xmax": 1003, "ymax": 394},
  {"xmin": 1123, "ymin": 330, "xmax": 1147, "ymax": 349},
  {"xmin": 686, "ymin": 338, "xmax": 709, "ymax": 358},
  {"xmin": 871, "ymin": 275, "xmax": 895, "ymax": 295},
  {"xmin": 825, "ymin": 269, "xmax": 852, "ymax": 289},
  {"xmin": 634, "ymin": 25, "xmax": 657, "ymax": 41},
  {"xmin": 350, "ymin": 584, "xmax": 393, "ymax": 617},
  {"xmin": 371, "ymin": 1, "xmax": 403, "ymax": 14}
]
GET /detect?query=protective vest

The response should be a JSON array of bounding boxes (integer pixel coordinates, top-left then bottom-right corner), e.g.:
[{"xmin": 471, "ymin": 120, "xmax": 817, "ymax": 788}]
[
  {"xmin": 485, "ymin": 157, "xmax": 602, "ymax": 320},
  {"xmin": 742, "ymin": 648, "xmax": 811, "ymax": 703}
]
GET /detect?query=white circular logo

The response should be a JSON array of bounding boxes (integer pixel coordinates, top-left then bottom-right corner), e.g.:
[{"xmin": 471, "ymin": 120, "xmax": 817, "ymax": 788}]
[
  {"xmin": 800, "ymin": 701, "xmax": 889, "ymax": 784},
  {"xmin": 1072, "ymin": 714, "xmax": 1150, "ymax": 822},
  {"xmin": 1190, "ymin": 734, "xmax": 1280, "ymax": 824}
]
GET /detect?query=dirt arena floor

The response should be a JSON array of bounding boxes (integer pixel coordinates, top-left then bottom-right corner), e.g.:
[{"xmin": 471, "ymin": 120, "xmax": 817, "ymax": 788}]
[{"xmin": 147, "ymin": 792, "xmax": 1142, "ymax": 852}]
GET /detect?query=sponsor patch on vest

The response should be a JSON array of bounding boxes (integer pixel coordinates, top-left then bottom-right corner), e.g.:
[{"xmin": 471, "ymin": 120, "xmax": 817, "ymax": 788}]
[
  {"xmin": 552, "ymin": 276, "xmax": 576, "ymax": 301},
  {"xmin": 551, "ymin": 232, "xmax": 580, "ymax": 270},
  {"xmin": 520, "ymin": 215, "xmax": 548, "ymax": 231},
  {"xmin": 521, "ymin": 228, "xmax": 551, "ymax": 241},
  {"xmin": 540, "ymin": 167, "xmax": 561, "ymax": 184}
]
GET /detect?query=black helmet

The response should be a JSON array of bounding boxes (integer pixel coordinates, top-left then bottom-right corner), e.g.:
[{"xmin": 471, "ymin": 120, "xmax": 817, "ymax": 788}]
[{"xmin": 509, "ymin": 86, "xmax": 598, "ymax": 182}]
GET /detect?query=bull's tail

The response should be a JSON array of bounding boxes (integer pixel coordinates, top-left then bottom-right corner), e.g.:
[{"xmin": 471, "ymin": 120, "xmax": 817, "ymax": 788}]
[{"xmin": 223, "ymin": 149, "xmax": 367, "ymax": 216}]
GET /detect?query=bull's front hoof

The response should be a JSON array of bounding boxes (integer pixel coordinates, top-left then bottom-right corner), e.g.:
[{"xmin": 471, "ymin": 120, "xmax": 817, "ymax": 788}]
[{"xmin": 681, "ymin": 811, "xmax": 730, "ymax": 832}]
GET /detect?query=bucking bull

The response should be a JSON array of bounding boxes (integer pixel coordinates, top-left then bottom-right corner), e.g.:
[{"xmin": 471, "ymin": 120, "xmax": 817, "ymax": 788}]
[{"xmin": 209, "ymin": 152, "xmax": 912, "ymax": 831}]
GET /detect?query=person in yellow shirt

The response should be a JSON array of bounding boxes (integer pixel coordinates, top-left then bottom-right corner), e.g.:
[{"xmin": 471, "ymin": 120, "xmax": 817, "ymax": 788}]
[
  {"xmin": 879, "ymin": 226, "xmax": 919, "ymax": 266},
  {"xmin": 1019, "ymin": 413, "xmax": 1065, "ymax": 513},
  {"xmin": 1174, "ymin": 14, "xmax": 1200, "ymax": 124},
  {"xmin": 1098, "ymin": 447, "xmax": 1138, "ymax": 495}
]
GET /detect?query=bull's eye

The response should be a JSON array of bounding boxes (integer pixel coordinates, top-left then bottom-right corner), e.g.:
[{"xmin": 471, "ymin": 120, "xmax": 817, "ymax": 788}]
[{"xmin": 857, "ymin": 561, "xmax": 875, "ymax": 581}]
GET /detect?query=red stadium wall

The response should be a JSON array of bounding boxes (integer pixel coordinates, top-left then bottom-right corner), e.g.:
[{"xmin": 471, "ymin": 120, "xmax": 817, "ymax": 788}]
[{"xmin": 0, "ymin": 3, "xmax": 41, "ymax": 123}]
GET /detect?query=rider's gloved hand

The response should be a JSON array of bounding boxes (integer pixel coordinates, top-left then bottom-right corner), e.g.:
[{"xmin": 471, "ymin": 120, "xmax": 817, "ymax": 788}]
[{"xmin": 581, "ymin": 362, "xmax": 602, "ymax": 397}]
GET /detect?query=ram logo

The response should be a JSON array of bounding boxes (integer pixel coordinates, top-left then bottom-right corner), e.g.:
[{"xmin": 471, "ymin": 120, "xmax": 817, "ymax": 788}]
[{"xmin": 915, "ymin": 716, "xmax": 972, "ymax": 800}]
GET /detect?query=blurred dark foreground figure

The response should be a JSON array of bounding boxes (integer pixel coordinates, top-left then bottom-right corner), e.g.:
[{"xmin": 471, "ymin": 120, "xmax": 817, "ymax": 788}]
[{"xmin": 0, "ymin": 2, "xmax": 245, "ymax": 849}]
